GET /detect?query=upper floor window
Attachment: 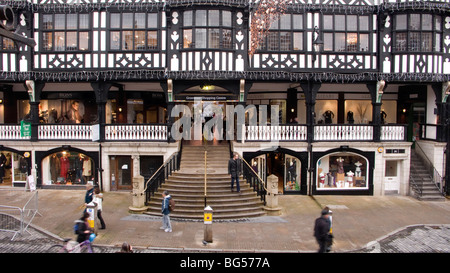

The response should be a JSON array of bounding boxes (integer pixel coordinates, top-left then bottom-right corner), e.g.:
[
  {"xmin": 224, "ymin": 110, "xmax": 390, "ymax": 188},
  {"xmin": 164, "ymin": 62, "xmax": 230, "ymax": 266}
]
[
  {"xmin": 258, "ymin": 14, "xmax": 304, "ymax": 51},
  {"xmin": 41, "ymin": 13, "xmax": 90, "ymax": 52},
  {"xmin": 394, "ymin": 14, "xmax": 442, "ymax": 52},
  {"xmin": 182, "ymin": 10, "xmax": 233, "ymax": 49},
  {"xmin": 109, "ymin": 12, "xmax": 159, "ymax": 51},
  {"xmin": 1, "ymin": 37, "xmax": 15, "ymax": 51},
  {"xmin": 323, "ymin": 14, "xmax": 372, "ymax": 52}
]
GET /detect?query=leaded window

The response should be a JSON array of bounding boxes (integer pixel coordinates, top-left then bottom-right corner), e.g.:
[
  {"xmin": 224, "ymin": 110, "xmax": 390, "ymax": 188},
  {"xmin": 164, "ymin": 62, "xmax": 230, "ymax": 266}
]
[
  {"xmin": 258, "ymin": 14, "xmax": 304, "ymax": 52},
  {"xmin": 41, "ymin": 13, "xmax": 90, "ymax": 52},
  {"xmin": 109, "ymin": 12, "xmax": 159, "ymax": 51},
  {"xmin": 182, "ymin": 10, "xmax": 233, "ymax": 49},
  {"xmin": 322, "ymin": 14, "xmax": 371, "ymax": 52},
  {"xmin": 394, "ymin": 14, "xmax": 442, "ymax": 52}
]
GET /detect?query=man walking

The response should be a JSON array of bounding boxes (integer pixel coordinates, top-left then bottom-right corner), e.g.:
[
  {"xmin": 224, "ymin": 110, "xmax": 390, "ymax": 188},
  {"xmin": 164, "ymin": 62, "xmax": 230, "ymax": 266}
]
[
  {"xmin": 161, "ymin": 190, "xmax": 172, "ymax": 232},
  {"xmin": 228, "ymin": 152, "xmax": 241, "ymax": 193},
  {"xmin": 314, "ymin": 208, "xmax": 332, "ymax": 253}
]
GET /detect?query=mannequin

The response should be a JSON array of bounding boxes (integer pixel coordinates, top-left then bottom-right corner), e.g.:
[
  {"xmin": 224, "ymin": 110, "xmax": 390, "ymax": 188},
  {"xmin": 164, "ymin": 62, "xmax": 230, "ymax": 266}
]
[
  {"xmin": 347, "ymin": 111, "xmax": 354, "ymax": 124},
  {"xmin": 323, "ymin": 110, "xmax": 334, "ymax": 124}
]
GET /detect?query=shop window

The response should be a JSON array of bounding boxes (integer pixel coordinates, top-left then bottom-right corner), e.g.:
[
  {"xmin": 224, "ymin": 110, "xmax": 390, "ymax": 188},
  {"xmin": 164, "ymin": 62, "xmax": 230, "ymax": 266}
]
[
  {"xmin": 37, "ymin": 99, "xmax": 97, "ymax": 124},
  {"xmin": 317, "ymin": 152, "xmax": 368, "ymax": 190},
  {"xmin": 43, "ymin": 151, "xmax": 94, "ymax": 185},
  {"xmin": 285, "ymin": 155, "xmax": 301, "ymax": 192},
  {"xmin": 0, "ymin": 151, "xmax": 29, "ymax": 187}
]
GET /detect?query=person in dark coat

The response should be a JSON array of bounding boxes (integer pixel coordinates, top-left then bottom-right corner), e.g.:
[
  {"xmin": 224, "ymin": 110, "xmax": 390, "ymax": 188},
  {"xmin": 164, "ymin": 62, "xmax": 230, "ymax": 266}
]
[
  {"xmin": 228, "ymin": 152, "xmax": 241, "ymax": 193},
  {"xmin": 314, "ymin": 208, "xmax": 332, "ymax": 253},
  {"xmin": 76, "ymin": 212, "xmax": 92, "ymax": 243},
  {"xmin": 0, "ymin": 153, "xmax": 6, "ymax": 183}
]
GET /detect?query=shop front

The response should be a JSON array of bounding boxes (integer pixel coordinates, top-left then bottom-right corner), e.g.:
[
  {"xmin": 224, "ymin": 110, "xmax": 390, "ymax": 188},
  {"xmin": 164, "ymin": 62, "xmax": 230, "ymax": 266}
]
[
  {"xmin": 312, "ymin": 148, "xmax": 374, "ymax": 195},
  {"xmin": 244, "ymin": 148, "xmax": 308, "ymax": 195},
  {"xmin": 36, "ymin": 147, "xmax": 98, "ymax": 189},
  {"xmin": 0, "ymin": 148, "xmax": 31, "ymax": 187}
]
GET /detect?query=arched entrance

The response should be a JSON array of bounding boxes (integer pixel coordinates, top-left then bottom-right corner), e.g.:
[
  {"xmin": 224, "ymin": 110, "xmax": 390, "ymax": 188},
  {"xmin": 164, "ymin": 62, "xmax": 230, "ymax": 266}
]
[{"xmin": 0, "ymin": 148, "xmax": 31, "ymax": 187}]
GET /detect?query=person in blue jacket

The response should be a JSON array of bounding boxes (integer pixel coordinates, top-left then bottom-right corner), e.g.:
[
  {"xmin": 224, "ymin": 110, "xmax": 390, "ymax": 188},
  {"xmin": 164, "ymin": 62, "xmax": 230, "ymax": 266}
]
[{"xmin": 161, "ymin": 190, "xmax": 172, "ymax": 233}]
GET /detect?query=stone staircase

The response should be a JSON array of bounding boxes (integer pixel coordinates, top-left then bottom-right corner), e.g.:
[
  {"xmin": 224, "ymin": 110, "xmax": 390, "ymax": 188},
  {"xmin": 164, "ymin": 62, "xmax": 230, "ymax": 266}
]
[
  {"xmin": 145, "ymin": 142, "xmax": 266, "ymax": 220},
  {"xmin": 410, "ymin": 151, "xmax": 446, "ymax": 201}
]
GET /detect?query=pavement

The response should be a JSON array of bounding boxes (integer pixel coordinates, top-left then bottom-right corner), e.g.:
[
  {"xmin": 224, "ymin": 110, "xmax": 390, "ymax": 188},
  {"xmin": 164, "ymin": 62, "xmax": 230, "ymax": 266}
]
[{"xmin": 1, "ymin": 189, "xmax": 450, "ymax": 254}]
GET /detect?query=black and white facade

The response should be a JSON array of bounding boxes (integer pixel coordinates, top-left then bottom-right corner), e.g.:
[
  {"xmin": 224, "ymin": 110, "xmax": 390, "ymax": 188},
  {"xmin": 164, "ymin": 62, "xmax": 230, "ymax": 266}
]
[{"xmin": 0, "ymin": 0, "xmax": 449, "ymax": 197}]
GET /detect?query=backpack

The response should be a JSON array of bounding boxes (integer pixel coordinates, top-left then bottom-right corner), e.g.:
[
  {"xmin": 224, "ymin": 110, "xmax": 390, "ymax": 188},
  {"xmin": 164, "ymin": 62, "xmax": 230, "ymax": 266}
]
[
  {"xmin": 73, "ymin": 220, "xmax": 83, "ymax": 234},
  {"xmin": 169, "ymin": 198, "xmax": 175, "ymax": 212}
]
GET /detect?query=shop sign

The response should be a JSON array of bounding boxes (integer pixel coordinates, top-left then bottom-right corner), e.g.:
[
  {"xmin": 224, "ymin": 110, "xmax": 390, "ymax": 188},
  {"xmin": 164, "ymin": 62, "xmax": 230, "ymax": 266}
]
[{"xmin": 20, "ymin": 120, "xmax": 31, "ymax": 137}]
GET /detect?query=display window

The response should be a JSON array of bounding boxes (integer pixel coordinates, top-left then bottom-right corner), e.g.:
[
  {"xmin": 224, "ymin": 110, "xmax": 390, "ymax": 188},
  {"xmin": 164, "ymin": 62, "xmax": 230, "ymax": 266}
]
[
  {"xmin": 285, "ymin": 155, "xmax": 301, "ymax": 191},
  {"xmin": 316, "ymin": 152, "xmax": 368, "ymax": 190},
  {"xmin": 0, "ymin": 151, "xmax": 29, "ymax": 187},
  {"xmin": 42, "ymin": 151, "xmax": 94, "ymax": 185}
]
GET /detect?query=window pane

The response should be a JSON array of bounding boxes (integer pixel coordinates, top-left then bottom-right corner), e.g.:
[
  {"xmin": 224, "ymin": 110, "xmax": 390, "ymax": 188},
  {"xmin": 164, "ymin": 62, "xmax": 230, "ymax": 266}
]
[
  {"xmin": 209, "ymin": 28, "xmax": 220, "ymax": 48},
  {"xmin": 280, "ymin": 14, "xmax": 291, "ymax": 29},
  {"xmin": 335, "ymin": 15, "xmax": 345, "ymax": 30},
  {"xmin": 410, "ymin": 14, "xmax": 420, "ymax": 30},
  {"xmin": 435, "ymin": 33, "xmax": 441, "ymax": 52},
  {"xmin": 148, "ymin": 13, "xmax": 158, "ymax": 28},
  {"xmin": 123, "ymin": 30, "xmax": 133, "ymax": 50},
  {"xmin": 270, "ymin": 19, "xmax": 278, "ymax": 30},
  {"xmin": 293, "ymin": 14, "xmax": 303, "ymax": 29},
  {"xmin": 293, "ymin": 32, "xmax": 303, "ymax": 50},
  {"xmin": 135, "ymin": 13, "xmax": 146, "ymax": 28},
  {"xmin": 409, "ymin": 32, "xmax": 420, "ymax": 51},
  {"xmin": 183, "ymin": 29, "xmax": 193, "ymax": 48},
  {"xmin": 324, "ymin": 33, "xmax": 333, "ymax": 51},
  {"xmin": 2, "ymin": 38, "xmax": 14, "ymax": 50},
  {"xmin": 184, "ymin": 11, "xmax": 192, "ymax": 26},
  {"xmin": 123, "ymin": 13, "xmax": 133, "ymax": 29},
  {"xmin": 196, "ymin": 10, "xmax": 207, "ymax": 26},
  {"xmin": 79, "ymin": 14, "xmax": 89, "ymax": 29},
  {"xmin": 435, "ymin": 16, "xmax": 441, "ymax": 31},
  {"xmin": 55, "ymin": 32, "xmax": 65, "ymax": 50},
  {"xmin": 421, "ymin": 32, "xmax": 432, "ymax": 51},
  {"xmin": 195, "ymin": 28, "xmax": 207, "ymax": 48},
  {"xmin": 280, "ymin": 32, "xmax": 291, "ymax": 50},
  {"xmin": 110, "ymin": 14, "xmax": 120, "ymax": 28},
  {"xmin": 347, "ymin": 33, "xmax": 358, "ymax": 51},
  {"xmin": 55, "ymin": 14, "xmax": 65, "ymax": 29},
  {"xmin": 267, "ymin": 32, "xmax": 278, "ymax": 50},
  {"xmin": 110, "ymin": 31, "xmax": 120, "ymax": 50},
  {"xmin": 335, "ymin": 33, "xmax": 345, "ymax": 51},
  {"xmin": 347, "ymin": 15, "xmax": 357, "ymax": 31},
  {"xmin": 359, "ymin": 33, "xmax": 368, "ymax": 51},
  {"xmin": 395, "ymin": 14, "xmax": 407, "ymax": 30},
  {"xmin": 208, "ymin": 10, "xmax": 219, "ymax": 26},
  {"xmin": 43, "ymin": 15, "xmax": 53, "ymax": 30},
  {"xmin": 66, "ymin": 32, "xmax": 77, "ymax": 50},
  {"xmin": 359, "ymin": 16, "xmax": 369, "ymax": 31},
  {"xmin": 422, "ymin": 14, "xmax": 432, "ymax": 31},
  {"xmin": 43, "ymin": 32, "xmax": 53, "ymax": 51},
  {"xmin": 222, "ymin": 29, "xmax": 232, "ymax": 49},
  {"xmin": 148, "ymin": 31, "xmax": 158, "ymax": 49},
  {"xmin": 79, "ymin": 32, "xmax": 89, "ymax": 51},
  {"xmin": 323, "ymin": 15, "xmax": 333, "ymax": 30},
  {"xmin": 135, "ymin": 30, "xmax": 146, "ymax": 50},
  {"xmin": 395, "ymin": 32, "xmax": 407, "ymax": 51},
  {"xmin": 67, "ymin": 14, "xmax": 77, "ymax": 29},
  {"xmin": 223, "ymin": 11, "xmax": 232, "ymax": 27}
]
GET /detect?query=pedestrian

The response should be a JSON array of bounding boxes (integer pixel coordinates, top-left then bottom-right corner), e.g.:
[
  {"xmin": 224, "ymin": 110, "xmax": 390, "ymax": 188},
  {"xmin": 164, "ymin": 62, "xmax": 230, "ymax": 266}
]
[
  {"xmin": 161, "ymin": 190, "xmax": 172, "ymax": 233},
  {"xmin": 93, "ymin": 187, "xmax": 106, "ymax": 229},
  {"xmin": 117, "ymin": 242, "xmax": 133, "ymax": 253},
  {"xmin": 228, "ymin": 152, "xmax": 241, "ymax": 193},
  {"xmin": 314, "ymin": 208, "xmax": 332, "ymax": 253},
  {"xmin": 84, "ymin": 183, "xmax": 94, "ymax": 206},
  {"xmin": 76, "ymin": 211, "xmax": 93, "ymax": 244}
]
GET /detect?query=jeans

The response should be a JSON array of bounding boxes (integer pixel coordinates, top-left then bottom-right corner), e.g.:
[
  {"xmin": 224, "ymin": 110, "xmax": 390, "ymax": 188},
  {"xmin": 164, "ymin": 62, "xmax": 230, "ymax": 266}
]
[
  {"xmin": 231, "ymin": 176, "xmax": 240, "ymax": 192},
  {"xmin": 162, "ymin": 214, "xmax": 172, "ymax": 230}
]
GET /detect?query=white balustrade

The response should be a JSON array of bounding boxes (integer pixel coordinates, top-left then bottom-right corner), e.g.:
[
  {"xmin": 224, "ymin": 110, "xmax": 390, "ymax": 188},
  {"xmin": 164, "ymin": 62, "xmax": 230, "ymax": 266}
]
[
  {"xmin": 38, "ymin": 124, "xmax": 93, "ymax": 140},
  {"xmin": 314, "ymin": 125, "xmax": 373, "ymax": 141},
  {"xmin": 380, "ymin": 125, "xmax": 405, "ymax": 141},
  {"xmin": 105, "ymin": 125, "xmax": 167, "ymax": 141},
  {"xmin": 0, "ymin": 125, "xmax": 30, "ymax": 140},
  {"xmin": 246, "ymin": 125, "xmax": 307, "ymax": 141}
]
